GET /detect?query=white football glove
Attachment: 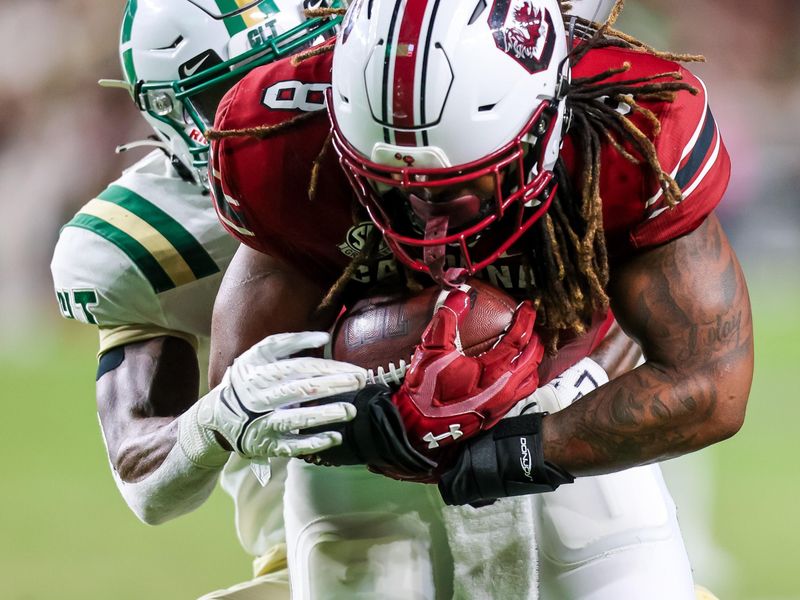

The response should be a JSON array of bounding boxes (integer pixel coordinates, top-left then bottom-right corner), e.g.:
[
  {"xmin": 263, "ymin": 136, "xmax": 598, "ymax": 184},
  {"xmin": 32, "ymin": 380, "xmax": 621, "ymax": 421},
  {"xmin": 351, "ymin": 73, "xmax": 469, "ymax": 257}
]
[{"xmin": 179, "ymin": 331, "xmax": 366, "ymax": 483}]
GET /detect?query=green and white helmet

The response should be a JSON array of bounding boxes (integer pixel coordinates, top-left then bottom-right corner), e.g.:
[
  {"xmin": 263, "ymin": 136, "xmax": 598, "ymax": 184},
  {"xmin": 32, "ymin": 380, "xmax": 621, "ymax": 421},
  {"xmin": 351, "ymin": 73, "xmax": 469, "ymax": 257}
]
[{"xmin": 118, "ymin": 0, "xmax": 342, "ymax": 186}]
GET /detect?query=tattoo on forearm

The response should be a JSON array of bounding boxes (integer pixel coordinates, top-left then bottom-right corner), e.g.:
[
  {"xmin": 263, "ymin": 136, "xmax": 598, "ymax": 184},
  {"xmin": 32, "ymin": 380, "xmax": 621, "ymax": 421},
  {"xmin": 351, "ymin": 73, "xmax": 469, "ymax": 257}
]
[
  {"xmin": 694, "ymin": 311, "xmax": 742, "ymax": 349},
  {"xmin": 544, "ymin": 216, "xmax": 754, "ymax": 475}
]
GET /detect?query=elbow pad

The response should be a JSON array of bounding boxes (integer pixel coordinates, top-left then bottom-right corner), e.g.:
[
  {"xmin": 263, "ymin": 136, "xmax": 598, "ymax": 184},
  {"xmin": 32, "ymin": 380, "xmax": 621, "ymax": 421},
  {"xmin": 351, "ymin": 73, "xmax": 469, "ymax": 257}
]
[{"xmin": 438, "ymin": 413, "xmax": 574, "ymax": 507}]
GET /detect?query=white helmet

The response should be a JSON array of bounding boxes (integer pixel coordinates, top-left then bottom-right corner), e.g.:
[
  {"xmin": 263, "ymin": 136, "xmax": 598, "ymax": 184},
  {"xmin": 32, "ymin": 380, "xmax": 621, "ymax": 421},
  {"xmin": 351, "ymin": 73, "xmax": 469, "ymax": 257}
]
[
  {"xmin": 330, "ymin": 0, "xmax": 569, "ymax": 277},
  {"xmin": 118, "ymin": 0, "xmax": 342, "ymax": 186},
  {"xmin": 565, "ymin": 0, "xmax": 616, "ymax": 24}
]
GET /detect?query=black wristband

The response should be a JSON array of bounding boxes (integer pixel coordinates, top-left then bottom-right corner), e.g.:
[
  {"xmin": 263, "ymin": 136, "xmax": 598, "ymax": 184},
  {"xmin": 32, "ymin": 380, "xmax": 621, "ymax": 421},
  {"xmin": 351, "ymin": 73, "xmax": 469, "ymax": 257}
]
[
  {"xmin": 438, "ymin": 413, "xmax": 574, "ymax": 506},
  {"xmin": 310, "ymin": 385, "xmax": 436, "ymax": 476}
]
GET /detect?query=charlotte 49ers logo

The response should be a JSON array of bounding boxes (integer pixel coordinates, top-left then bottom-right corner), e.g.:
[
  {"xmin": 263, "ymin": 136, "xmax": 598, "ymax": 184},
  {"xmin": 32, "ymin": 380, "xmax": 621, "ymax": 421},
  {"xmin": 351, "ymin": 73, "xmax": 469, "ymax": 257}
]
[{"xmin": 488, "ymin": 0, "xmax": 556, "ymax": 74}]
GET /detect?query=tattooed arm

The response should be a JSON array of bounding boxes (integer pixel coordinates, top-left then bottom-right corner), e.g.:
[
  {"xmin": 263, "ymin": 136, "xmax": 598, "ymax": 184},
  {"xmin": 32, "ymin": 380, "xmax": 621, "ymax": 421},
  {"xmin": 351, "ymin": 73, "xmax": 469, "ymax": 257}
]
[{"xmin": 541, "ymin": 213, "xmax": 754, "ymax": 476}]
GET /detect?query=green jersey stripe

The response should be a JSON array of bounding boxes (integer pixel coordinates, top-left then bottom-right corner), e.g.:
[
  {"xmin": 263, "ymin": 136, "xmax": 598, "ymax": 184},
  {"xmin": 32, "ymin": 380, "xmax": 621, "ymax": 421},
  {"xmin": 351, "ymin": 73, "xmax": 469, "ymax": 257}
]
[
  {"xmin": 67, "ymin": 214, "xmax": 175, "ymax": 293},
  {"xmin": 215, "ymin": 0, "xmax": 241, "ymax": 13},
  {"xmin": 98, "ymin": 185, "xmax": 220, "ymax": 280}
]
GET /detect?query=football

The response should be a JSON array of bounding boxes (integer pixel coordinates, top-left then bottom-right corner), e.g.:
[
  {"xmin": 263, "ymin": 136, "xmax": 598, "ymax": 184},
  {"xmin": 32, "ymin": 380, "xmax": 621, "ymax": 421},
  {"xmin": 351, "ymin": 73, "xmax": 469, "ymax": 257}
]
[{"xmin": 327, "ymin": 279, "xmax": 518, "ymax": 385}]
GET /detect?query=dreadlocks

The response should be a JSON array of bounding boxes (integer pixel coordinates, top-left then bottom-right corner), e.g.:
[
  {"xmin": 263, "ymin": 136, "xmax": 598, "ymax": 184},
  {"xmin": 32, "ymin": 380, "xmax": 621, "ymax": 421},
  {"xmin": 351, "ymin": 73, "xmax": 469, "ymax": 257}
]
[
  {"xmin": 205, "ymin": 110, "xmax": 318, "ymax": 142},
  {"xmin": 514, "ymin": 0, "xmax": 704, "ymax": 350}
]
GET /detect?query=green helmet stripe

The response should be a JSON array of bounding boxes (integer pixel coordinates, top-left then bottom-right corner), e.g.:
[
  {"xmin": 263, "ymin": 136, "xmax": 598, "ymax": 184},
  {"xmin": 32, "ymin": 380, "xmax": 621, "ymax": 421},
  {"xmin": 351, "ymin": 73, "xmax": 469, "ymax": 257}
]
[
  {"xmin": 120, "ymin": 0, "xmax": 138, "ymax": 84},
  {"xmin": 97, "ymin": 185, "xmax": 220, "ymax": 281},
  {"xmin": 215, "ymin": 0, "xmax": 249, "ymax": 36},
  {"xmin": 66, "ymin": 214, "xmax": 176, "ymax": 294},
  {"xmin": 121, "ymin": 49, "xmax": 136, "ymax": 86},
  {"xmin": 120, "ymin": 0, "xmax": 137, "ymax": 45}
]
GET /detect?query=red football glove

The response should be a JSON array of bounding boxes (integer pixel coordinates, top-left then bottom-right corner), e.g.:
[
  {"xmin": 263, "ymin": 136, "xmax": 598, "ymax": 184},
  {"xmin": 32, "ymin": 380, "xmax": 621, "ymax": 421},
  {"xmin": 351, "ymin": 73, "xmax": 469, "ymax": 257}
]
[{"xmin": 391, "ymin": 288, "xmax": 544, "ymax": 458}]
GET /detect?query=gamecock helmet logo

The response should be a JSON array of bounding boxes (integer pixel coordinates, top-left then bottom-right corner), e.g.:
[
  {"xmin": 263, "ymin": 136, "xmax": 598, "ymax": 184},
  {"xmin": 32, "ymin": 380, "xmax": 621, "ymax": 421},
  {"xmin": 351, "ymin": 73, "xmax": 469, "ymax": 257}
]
[{"xmin": 489, "ymin": 0, "xmax": 557, "ymax": 74}]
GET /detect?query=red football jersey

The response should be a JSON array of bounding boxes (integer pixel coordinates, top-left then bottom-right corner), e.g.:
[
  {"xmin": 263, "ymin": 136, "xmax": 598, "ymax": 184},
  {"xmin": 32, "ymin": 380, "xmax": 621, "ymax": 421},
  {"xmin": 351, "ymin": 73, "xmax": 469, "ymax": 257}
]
[
  {"xmin": 211, "ymin": 43, "xmax": 729, "ymax": 296},
  {"xmin": 211, "ymin": 42, "xmax": 356, "ymax": 288},
  {"xmin": 210, "ymin": 42, "xmax": 729, "ymax": 382}
]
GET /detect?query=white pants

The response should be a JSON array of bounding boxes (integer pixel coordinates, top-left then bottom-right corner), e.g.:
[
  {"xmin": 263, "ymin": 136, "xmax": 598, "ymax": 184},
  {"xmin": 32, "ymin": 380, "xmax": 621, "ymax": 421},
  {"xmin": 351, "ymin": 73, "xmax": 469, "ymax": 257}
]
[
  {"xmin": 197, "ymin": 570, "xmax": 290, "ymax": 600},
  {"xmin": 284, "ymin": 461, "xmax": 453, "ymax": 600},
  {"xmin": 220, "ymin": 362, "xmax": 697, "ymax": 600},
  {"xmin": 532, "ymin": 361, "xmax": 695, "ymax": 599},
  {"xmin": 283, "ymin": 459, "xmax": 540, "ymax": 600},
  {"xmin": 535, "ymin": 465, "xmax": 695, "ymax": 599}
]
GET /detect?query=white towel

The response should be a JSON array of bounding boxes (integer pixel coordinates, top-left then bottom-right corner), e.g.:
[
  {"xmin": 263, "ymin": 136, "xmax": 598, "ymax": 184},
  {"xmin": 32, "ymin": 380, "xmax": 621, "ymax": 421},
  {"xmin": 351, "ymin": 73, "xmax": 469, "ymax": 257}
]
[{"xmin": 441, "ymin": 496, "xmax": 538, "ymax": 599}]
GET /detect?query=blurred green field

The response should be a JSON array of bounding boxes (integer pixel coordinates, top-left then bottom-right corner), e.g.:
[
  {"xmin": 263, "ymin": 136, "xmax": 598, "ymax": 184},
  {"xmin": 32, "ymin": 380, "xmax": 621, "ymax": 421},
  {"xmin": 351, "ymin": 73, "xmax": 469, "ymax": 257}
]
[
  {"xmin": 0, "ymin": 321, "xmax": 248, "ymax": 600},
  {"xmin": 710, "ymin": 280, "xmax": 800, "ymax": 600},
  {"xmin": 1, "ymin": 279, "xmax": 798, "ymax": 600}
]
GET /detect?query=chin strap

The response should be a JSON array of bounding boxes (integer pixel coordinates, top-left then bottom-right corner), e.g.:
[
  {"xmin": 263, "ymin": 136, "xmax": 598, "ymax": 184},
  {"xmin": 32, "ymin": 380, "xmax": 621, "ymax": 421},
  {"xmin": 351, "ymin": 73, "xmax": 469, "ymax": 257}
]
[
  {"xmin": 423, "ymin": 215, "xmax": 468, "ymax": 288},
  {"xmin": 423, "ymin": 215, "xmax": 450, "ymax": 284}
]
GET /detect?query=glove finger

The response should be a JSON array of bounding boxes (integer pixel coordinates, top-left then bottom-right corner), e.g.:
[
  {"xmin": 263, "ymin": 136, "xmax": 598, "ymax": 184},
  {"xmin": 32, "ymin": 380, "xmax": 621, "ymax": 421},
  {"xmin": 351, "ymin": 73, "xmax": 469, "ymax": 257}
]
[
  {"xmin": 265, "ymin": 356, "xmax": 368, "ymax": 383},
  {"xmin": 440, "ymin": 288, "xmax": 472, "ymax": 324},
  {"xmin": 419, "ymin": 305, "xmax": 459, "ymax": 352},
  {"xmin": 506, "ymin": 322, "xmax": 545, "ymax": 396},
  {"xmin": 483, "ymin": 300, "xmax": 537, "ymax": 361},
  {"xmin": 272, "ymin": 431, "xmax": 344, "ymax": 457},
  {"xmin": 264, "ymin": 373, "xmax": 367, "ymax": 407},
  {"xmin": 511, "ymin": 330, "xmax": 545, "ymax": 371},
  {"xmin": 249, "ymin": 331, "xmax": 331, "ymax": 362},
  {"xmin": 268, "ymin": 402, "xmax": 357, "ymax": 432}
]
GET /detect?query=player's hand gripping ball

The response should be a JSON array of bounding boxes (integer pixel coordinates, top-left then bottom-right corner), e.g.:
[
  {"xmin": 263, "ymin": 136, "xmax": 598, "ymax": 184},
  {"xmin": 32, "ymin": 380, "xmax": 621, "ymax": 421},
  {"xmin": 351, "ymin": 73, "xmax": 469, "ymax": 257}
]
[
  {"xmin": 328, "ymin": 278, "xmax": 520, "ymax": 385},
  {"xmin": 391, "ymin": 285, "xmax": 545, "ymax": 458}
]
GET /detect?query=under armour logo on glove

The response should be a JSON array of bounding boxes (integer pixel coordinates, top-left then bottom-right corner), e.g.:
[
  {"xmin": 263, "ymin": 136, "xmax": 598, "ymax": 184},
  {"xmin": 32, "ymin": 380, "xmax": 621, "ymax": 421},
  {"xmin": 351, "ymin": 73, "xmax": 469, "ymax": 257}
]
[
  {"xmin": 423, "ymin": 424, "xmax": 464, "ymax": 449},
  {"xmin": 391, "ymin": 287, "xmax": 545, "ymax": 458}
]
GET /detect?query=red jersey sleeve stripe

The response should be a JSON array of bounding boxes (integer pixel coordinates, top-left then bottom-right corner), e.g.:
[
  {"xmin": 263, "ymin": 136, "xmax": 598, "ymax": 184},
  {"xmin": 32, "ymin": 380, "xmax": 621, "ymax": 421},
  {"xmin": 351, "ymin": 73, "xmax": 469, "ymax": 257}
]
[
  {"xmin": 647, "ymin": 111, "xmax": 722, "ymax": 220},
  {"xmin": 645, "ymin": 76, "xmax": 711, "ymax": 210},
  {"xmin": 674, "ymin": 108, "xmax": 718, "ymax": 191}
]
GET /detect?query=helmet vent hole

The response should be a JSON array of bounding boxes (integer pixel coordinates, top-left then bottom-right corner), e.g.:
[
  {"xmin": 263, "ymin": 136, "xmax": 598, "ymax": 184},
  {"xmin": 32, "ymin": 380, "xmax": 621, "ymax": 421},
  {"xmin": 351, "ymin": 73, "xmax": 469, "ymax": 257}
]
[
  {"xmin": 340, "ymin": 93, "xmax": 350, "ymax": 104},
  {"xmin": 155, "ymin": 36, "xmax": 184, "ymax": 51},
  {"xmin": 468, "ymin": 0, "xmax": 487, "ymax": 25},
  {"xmin": 478, "ymin": 103, "xmax": 496, "ymax": 112}
]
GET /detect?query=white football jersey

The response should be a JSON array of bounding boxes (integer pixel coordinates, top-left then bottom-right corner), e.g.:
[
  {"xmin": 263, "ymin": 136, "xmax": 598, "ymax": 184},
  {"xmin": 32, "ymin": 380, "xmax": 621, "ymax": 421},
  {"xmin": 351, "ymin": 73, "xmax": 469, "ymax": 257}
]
[
  {"xmin": 51, "ymin": 150, "xmax": 284, "ymax": 569},
  {"xmin": 51, "ymin": 150, "xmax": 238, "ymax": 352}
]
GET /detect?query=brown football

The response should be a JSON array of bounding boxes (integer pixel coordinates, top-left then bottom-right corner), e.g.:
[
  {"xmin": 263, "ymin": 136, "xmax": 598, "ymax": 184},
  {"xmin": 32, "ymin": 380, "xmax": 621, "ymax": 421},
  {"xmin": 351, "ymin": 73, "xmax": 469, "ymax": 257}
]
[{"xmin": 326, "ymin": 279, "xmax": 518, "ymax": 385}]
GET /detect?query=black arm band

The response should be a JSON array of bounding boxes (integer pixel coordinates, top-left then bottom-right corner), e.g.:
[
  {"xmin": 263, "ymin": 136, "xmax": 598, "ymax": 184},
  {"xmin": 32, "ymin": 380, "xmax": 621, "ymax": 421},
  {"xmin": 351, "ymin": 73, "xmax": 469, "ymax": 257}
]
[
  {"xmin": 438, "ymin": 413, "xmax": 574, "ymax": 506},
  {"xmin": 310, "ymin": 385, "xmax": 436, "ymax": 476},
  {"xmin": 97, "ymin": 346, "xmax": 125, "ymax": 380}
]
